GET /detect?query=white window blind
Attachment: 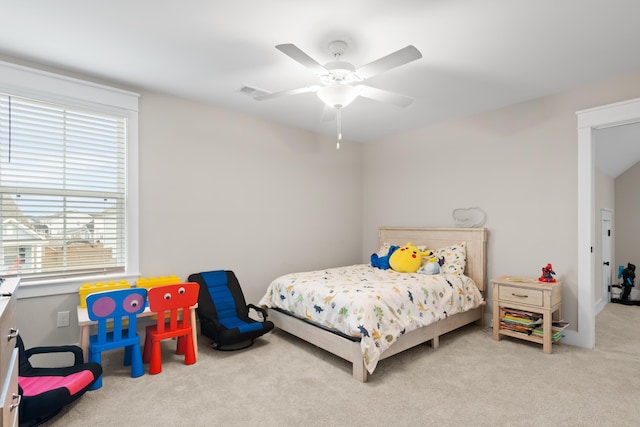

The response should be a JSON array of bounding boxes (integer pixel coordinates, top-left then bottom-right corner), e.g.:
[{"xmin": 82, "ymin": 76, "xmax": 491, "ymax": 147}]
[{"xmin": 0, "ymin": 94, "xmax": 127, "ymax": 279}]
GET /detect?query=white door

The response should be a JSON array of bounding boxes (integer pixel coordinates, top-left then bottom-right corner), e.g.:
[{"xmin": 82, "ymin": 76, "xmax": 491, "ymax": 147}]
[{"xmin": 599, "ymin": 209, "xmax": 613, "ymax": 313}]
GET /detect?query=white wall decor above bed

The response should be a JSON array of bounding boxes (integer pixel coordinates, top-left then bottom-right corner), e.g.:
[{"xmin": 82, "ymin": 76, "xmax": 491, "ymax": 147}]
[{"xmin": 452, "ymin": 207, "xmax": 487, "ymax": 228}]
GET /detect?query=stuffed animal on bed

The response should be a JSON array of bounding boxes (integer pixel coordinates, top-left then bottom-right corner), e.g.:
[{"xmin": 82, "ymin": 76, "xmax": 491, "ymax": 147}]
[
  {"xmin": 418, "ymin": 256, "xmax": 442, "ymax": 275},
  {"xmin": 389, "ymin": 242, "xmax": 431, "ymax": 273},
  {"xmin": 371, "ymin": 245, "xmax": 399, "ymax": 270}
]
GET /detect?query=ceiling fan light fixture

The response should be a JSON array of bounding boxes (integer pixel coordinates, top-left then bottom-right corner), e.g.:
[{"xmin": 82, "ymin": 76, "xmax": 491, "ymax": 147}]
[
  {"xmin": 319, "ymin": 61, "xmax": 362, "ymax": 85},
  {"xmin": 317, "ymin": 84, "xmax": 358, "ymax": 109}
]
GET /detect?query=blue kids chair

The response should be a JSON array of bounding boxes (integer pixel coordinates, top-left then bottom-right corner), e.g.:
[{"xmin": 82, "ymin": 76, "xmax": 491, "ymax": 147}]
[{"xmin": 86, "ymin": 287, "xmax": 148, "ymax": 389}]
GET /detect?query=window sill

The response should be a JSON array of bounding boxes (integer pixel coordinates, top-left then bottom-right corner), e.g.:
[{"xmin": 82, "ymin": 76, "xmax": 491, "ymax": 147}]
[{"xmin": 14, "ymin": 272, "xmax": 141, "ymax": 299}]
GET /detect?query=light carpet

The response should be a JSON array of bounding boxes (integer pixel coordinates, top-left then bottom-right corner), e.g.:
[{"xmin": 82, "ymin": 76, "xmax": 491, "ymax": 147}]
[{"xmin": 44, "ymin": 303, "xmax": 640, "ymax": 426}]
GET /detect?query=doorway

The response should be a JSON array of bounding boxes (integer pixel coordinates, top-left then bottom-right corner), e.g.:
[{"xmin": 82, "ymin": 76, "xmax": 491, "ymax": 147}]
[{"xmin": 577, "ymin": 97, "xmax": 640, "ymax": 349}]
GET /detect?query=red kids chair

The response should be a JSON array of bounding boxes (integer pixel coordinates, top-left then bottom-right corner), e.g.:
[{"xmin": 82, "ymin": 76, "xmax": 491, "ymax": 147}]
[{"xmin": 142, "ymin": 282, "xmax": 199, "ymax": 374}]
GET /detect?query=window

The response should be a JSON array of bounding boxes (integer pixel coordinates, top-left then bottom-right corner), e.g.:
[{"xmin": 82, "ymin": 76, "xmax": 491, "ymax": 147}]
[
  {"xmin": 0, "ymin": 60, "xmax": 139, "ymax": 291},
  {"xmin": 0, "ymin": 95, "xmax": 126, "ymax": 279}
]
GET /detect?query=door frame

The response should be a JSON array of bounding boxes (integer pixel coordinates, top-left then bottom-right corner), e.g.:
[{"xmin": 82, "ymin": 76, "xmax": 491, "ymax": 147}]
[
  {"xmin": 577, "ymin": 97, "xmax": 640, "ymax": 349},
  {"xmin": 597, "ymin": 208, "xmax": 613, "ymax": 315}
]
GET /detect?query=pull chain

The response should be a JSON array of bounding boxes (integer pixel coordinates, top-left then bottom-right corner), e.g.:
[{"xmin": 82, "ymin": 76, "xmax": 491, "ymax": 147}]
[{"xmin": 336, "ymin": 108, "xmax": 342, "ymax": 150}]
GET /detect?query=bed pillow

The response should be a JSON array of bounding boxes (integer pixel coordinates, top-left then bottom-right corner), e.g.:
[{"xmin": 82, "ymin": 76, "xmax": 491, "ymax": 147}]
[
  {"xmin": 431, "ymin": 242, "xmax": 467, "ymax": 275},
  {"xmin": 377, "ymin": 243, "xmax": 428, "ymax": 257},
  {"xmin": 376, "ymin": 243, "xmax": 393, "ymax": 257}
]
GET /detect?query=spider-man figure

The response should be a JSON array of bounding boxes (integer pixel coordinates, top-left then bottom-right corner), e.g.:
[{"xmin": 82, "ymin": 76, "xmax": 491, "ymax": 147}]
[{"xmin": 538, "ymin": 263, "xmax": 556, "ymax": 283}]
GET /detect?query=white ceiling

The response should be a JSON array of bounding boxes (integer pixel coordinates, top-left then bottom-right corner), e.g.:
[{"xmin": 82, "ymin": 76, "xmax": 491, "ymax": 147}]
[{"xmin": 2, "ymin": 0, "xmax": 640, "ymax": 166}]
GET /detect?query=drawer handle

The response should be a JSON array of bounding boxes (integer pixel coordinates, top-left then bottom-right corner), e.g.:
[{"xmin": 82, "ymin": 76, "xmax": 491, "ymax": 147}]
[
  {"xmin": 511, "ymin": 293, "xmax": 528, "ymax": 298},
  {"xmin": 7, "ymin": 327, "xmax": 19, "ymax": 341},
  {"xmin": 10, "ymin": 393, "xmax": 21, "ymax": 411}
]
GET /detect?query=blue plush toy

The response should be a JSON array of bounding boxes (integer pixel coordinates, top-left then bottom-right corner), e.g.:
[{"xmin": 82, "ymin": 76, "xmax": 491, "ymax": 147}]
[
  {"xmin": 371, "ymin": 245, "xmax": 399, "ymax": 270},
  {"xmin": 418, "ymin": 256, "xmax": 441, "ymax": 275}
]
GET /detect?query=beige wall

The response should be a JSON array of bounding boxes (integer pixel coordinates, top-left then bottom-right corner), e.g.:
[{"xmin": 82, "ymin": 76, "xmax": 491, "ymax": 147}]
[
  {"xmin": 137, "ymin": 91, "xmax": 363, "ymax": 304},
  {"xmin": 361, "ymin": 70, "xmax": 640, "ymax": 332}
]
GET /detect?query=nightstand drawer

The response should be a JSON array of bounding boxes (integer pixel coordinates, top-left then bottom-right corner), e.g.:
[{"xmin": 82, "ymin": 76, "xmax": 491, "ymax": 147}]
[{"xmin": 499, "ymin": 285, "xmax": 543, "ymax": 306}]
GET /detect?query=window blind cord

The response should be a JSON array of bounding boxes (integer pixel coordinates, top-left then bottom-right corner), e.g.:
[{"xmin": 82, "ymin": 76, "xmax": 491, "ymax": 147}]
[{"xmin": 7, "ymin": 96, "xmax": 11, "ymax": 162}]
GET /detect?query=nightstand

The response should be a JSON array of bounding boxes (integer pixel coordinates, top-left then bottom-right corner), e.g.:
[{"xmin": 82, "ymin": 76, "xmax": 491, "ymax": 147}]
[{"xmin": 492, "ymin": 276, "xmax": 563, "ymax": 354}]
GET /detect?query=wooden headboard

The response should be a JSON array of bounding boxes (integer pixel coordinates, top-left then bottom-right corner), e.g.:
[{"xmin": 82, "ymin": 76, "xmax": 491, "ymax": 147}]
[{"xmin": 378, "ymin": 227, "xmax": 488, "ymax": 292}]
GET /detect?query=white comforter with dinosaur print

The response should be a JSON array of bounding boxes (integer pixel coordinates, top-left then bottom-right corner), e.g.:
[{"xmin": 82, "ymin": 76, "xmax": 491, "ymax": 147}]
[{"xmin": 259, "ymin": 264, "xmax": 484, "ymax": 374}]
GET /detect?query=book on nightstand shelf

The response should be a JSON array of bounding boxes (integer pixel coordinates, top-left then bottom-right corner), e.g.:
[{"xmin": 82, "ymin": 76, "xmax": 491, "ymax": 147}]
[
  {"xmin": 531, "ymin": 321, "xmax": 570, "ymax": 341},
  {"xmin": 499, "ymin": 308, "xmax": 569, "ymax": 341}
]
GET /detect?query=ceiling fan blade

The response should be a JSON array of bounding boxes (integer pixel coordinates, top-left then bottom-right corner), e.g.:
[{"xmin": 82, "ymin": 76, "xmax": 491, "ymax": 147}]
[
  {"xmin": 276, "ymin": 44, "xmax": 328, "ymax": 75},
  {"xmin": 357, "ymin": 85, "xmax": 414, "ymax": 107},
  {"xmin": 356, "ymin": 45, "xmax": 422, "ymax": 80},
  {"xmin": 253, "ymin": 85, "xmax": 321, "ymax": 101}
]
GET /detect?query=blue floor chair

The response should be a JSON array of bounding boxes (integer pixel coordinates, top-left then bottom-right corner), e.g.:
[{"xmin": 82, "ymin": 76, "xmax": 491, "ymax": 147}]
[{"xmin": 188, "ymin": 270, "xmax": 274, "ymax": 350}]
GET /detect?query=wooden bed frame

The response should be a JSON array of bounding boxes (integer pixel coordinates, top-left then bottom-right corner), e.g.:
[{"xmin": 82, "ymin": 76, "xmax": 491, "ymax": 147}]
[{"xmin": 267, "ymin": 227, "xmax": 488, "ymax": 382}]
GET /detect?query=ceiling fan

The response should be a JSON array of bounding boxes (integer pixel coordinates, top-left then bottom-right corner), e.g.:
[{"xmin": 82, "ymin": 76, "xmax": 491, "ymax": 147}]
[
  {"xmin": 254, "ymin": 40, "xmax": 423, "ymax": 110},
  {"xmin": 252, "ymin": 40, "xmax": 422, "ymax": 148}
]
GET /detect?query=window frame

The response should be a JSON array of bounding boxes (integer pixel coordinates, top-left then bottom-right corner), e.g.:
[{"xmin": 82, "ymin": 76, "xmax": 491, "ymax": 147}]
[{"xmin": 0, "ymin": 60, "xmax": 139, "ymax": 298}]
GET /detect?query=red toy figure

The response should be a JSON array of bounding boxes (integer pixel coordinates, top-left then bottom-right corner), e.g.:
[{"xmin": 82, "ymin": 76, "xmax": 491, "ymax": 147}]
[{"xmin": 539, "ymin": 263, "xmax": 556, "ymax": 282}]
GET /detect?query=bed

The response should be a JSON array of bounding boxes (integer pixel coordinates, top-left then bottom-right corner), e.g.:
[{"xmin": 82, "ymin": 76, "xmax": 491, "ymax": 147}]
[{"xmin": 259, "ymin": 227, "xmax": 488, "ymax": 382}]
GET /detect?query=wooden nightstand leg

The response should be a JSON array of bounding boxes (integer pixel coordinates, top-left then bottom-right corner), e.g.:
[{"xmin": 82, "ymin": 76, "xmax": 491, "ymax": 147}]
[
  {"xmin": 492, "ymin": 304, "xmax": 501, "ymax": 341},
  {"xmin": 543, "ymin": 310, "xmax": 552, "ymax": 354},
  {"xmin": 555, "ymin": 306, "xmax": 562, "ymax": 321}
]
